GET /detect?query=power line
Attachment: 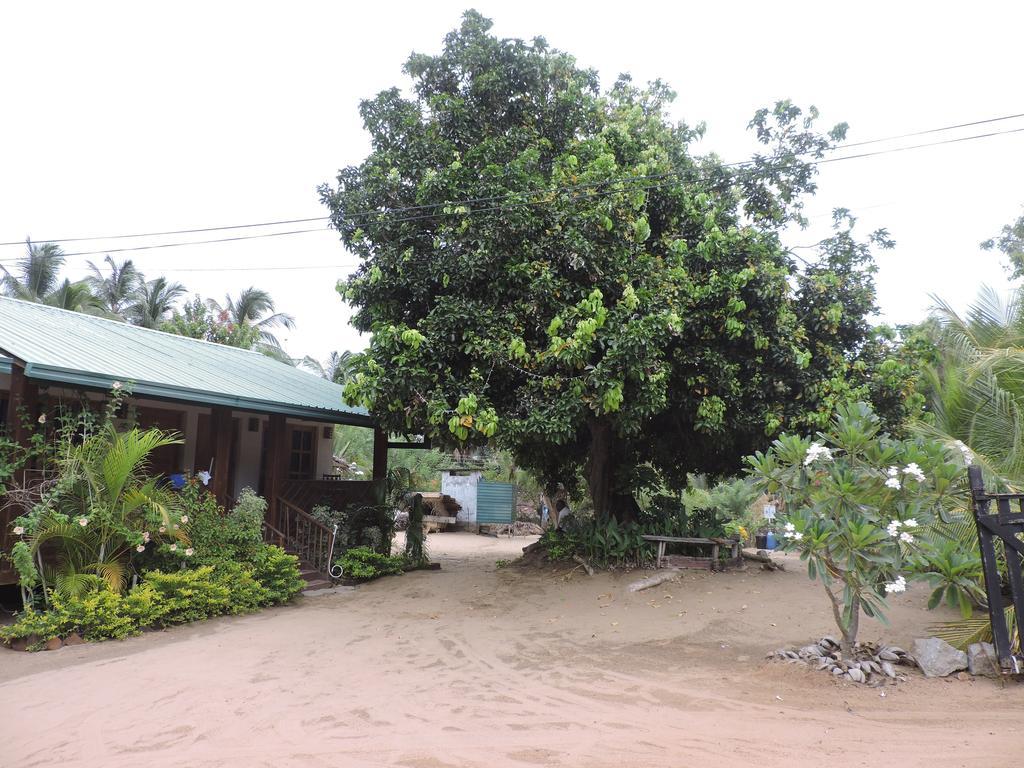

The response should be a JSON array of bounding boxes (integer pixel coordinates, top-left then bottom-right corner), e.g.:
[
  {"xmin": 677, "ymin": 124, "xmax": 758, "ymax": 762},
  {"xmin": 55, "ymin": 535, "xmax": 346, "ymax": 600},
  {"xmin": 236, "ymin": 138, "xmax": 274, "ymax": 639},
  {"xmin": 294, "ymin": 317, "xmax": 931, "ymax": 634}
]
[
  {"xmin": 0, "ymin": 216, "xmax": 329, "ymax": 247},
  {"xmin": 2, "ymin": 119, "xmax": 1022, "ymax": 263},
  {"xmin": 839, "ymin": 112, "xmax": 1024, "ymax": 150}
]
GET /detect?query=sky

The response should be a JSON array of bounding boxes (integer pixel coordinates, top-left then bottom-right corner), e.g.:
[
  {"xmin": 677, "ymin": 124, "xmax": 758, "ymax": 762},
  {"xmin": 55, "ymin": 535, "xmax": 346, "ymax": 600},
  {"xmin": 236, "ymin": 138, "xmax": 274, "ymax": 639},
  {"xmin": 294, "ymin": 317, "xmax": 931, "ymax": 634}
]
[{"xmin": 1, "ymin": 1, "xmax": 1022, "ymax": 364}]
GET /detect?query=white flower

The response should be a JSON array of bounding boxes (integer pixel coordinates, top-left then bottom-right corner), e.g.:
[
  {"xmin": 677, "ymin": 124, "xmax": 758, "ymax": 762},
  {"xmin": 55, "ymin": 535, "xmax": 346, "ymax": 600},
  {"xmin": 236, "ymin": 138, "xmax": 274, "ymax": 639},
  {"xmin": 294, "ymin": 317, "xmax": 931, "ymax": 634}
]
[
  {"xmin": 78, "ymin": 517, "xmax": 89, "ymax": 527},
  {"xmin": 784, "ymin": 522, "xmax": 796, "ymax": 533},
  {"xmin": 169, "ymin": 544, "xmax": 178, "ymax": 552},
  {"xmin": 900, "ymin": 531, "xmax": 915, "ymax": 544},
  {"xmin": 142, "ymin": 531, "xmax": 150, "ymax": 543},
  {"xmin": 37, "ymin": 413, "xmax": 47, "ymax": 425},
  {"xmin": 886, "ymin": 520, "xmax": 901, "ymax": 537},
  {"xmin": 887, "ymin": 466, "xmax": 900, "ymax": 477},
  {"xmin": 884, "ymin": 575, "xmax": 907, "ymax": 594},
  {"xmin": 197, "ymin": 471, "xmax": 211, "ymax": 486},
  {"xmin": 159, "ymin": 526, "xmax": 166, "ymax": 533},
  {"xmin": 803, "ymin": 442, "xmax": 833, "ymax": 467},
  {"xmin": 903, "ymin": 463, "xmax": 926, "ymax": 482},
  {"xmin": 112, "ymin": 381, "xmax": 122, "ymax": 390},
  {"xmin": 904, "ymin": 518, "xmax": 918, "ymax": 528},
  {"xmin": 791, "ymin": 531, "xmax": 803, "ymax": 541},
  {"xmin": 13, "ymin": 526, "xmax": 24, "ymax": 535},
  {"xmin": 180, "ymin": 515, "xmax": 189, "ymax": 524},
  {"xmin": 885, "ymin": 477, "xmax": 901, "ymax": 490},
  {"xmin": 136, "ymin": 544, "xmax": 146, "ymax": 553},
  {"xmin": 954, "ymin": 440, "xmax": 974, "ymax": 466},
  {"xmin": 184, "ymin": 548, "xmax": 194, "ymax": 557}
]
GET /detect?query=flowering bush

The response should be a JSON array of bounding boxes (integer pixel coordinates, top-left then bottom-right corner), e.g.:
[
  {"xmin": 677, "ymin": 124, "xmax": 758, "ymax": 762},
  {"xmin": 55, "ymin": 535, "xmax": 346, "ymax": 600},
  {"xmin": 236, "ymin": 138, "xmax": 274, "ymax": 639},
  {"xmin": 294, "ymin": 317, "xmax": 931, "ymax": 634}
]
[{"xmin": 748, "ymin": 402, "xmax": 979, "ymax": 655}]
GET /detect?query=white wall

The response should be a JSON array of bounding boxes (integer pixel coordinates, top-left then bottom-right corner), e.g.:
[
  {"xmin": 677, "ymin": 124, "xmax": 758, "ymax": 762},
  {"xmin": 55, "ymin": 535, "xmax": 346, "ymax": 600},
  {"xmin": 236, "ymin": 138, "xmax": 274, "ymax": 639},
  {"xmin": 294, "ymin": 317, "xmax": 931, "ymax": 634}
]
[
  {"xmin": 441, "ymin": 471, "xmax": 481, "ymax": 524},
  {"xmin": 315, "ymin": 424, "xmax": 334, "ymax": 478},
  {"xmin": 234, "ymin": 418, "xmax": 263, "ymax": 497}
]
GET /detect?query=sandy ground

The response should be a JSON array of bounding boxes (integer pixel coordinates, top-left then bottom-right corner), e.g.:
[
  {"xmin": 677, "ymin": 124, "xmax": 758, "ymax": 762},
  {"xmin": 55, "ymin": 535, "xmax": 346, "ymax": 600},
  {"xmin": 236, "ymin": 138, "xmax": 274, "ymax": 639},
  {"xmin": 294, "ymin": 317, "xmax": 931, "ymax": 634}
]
[{"xmin": 1, "ymin": 532, "xmax": 1022, "ymax": 768}]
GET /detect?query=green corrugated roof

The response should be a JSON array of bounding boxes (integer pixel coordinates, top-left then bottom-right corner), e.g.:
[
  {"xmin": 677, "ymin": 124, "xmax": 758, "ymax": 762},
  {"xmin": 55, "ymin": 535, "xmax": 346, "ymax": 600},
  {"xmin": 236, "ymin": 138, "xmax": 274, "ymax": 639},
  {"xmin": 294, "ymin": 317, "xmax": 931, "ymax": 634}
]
[{"xmin": 0, "ymin": 297, "xmax": 371, "ymax": 425}]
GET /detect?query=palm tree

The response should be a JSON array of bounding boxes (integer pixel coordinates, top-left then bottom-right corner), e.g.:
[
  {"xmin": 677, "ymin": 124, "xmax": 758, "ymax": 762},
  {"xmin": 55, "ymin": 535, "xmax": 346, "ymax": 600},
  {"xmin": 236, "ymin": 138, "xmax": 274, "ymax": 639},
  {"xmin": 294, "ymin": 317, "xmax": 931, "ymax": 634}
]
[
  {"xmin": 44, "ymin": 278, "xmax": 106, "ymax": 314},
  {"xmin": 127, "ymin": 276, "xmax": 187, "ymax": 328},
  {"xmin": 1, "ymin": 240, "xmax": 66, "ymax": 301},
  {"xmin": 301, "ymin": 350, "xmax": 357, "ymax": 384},
  {"xmin": 27, "ymin": 424, "xmax": 184, "ymax": 602},
  {"xmin": 914, "ymin": 285, "xmax": 1024, "ymax": 486},
  {"xmin": 208, "ymin": 287, "xmax": 295, "ymax": 350},
  {"xmin": 86, "ymin": 255, "xmax": 142, "ymax": 315}
]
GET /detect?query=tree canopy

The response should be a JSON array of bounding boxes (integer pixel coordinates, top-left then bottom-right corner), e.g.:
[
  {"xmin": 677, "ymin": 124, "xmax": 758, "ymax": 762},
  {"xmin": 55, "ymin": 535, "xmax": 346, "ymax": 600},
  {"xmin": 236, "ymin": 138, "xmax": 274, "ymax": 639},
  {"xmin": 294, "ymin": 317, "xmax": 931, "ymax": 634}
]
[{"xmin": 321, "ymin": 11, "xmax": 915, "ymax": 519}]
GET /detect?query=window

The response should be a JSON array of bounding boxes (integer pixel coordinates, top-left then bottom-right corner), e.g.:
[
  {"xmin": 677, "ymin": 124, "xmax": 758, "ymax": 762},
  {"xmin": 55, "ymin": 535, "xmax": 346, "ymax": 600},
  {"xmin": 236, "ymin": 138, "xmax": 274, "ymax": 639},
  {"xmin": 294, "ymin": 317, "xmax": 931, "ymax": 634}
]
[{"xmin": 288, "ymin": 428, "xmax": 315, "ymax": 479}]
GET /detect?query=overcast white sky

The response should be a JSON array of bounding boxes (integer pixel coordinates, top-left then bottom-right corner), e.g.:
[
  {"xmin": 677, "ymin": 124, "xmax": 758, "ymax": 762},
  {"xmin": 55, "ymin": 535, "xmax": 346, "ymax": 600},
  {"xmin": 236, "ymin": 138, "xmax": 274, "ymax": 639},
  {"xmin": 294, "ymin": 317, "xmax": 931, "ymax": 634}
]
[{"xmin": 2, "ymin": 1, "xmax": 1022, "ymax": 363}]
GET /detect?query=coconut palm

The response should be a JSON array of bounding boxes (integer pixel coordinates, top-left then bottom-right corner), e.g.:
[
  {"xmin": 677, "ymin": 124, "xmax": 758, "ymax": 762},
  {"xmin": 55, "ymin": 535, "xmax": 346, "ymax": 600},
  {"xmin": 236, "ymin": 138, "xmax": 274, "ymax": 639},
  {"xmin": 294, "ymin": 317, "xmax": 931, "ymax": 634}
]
[
  {"xmin": 207, "ymin": 287, "xmax": 295, "ymax": 350},
  {"xmin": 1, "ymin": 240, "xmax": 67, "ymax": 301},
  {"xmin": 86, "ymin": 255, "xmax": 142, "ymax": 315},
  {"xmin": 301, "ymin": 350, "xmax": 357, "ymax": 384},
  {"xmin": 43, "ymin": 278, "xmax": 106, "ymax": 315},
  {"xmin": 914, "ymin": 285, "xmax": 1024, "ymax": 487},
  {"xmin": 127, "ymin": 276, "xmax": 187, "ymax": 328}
]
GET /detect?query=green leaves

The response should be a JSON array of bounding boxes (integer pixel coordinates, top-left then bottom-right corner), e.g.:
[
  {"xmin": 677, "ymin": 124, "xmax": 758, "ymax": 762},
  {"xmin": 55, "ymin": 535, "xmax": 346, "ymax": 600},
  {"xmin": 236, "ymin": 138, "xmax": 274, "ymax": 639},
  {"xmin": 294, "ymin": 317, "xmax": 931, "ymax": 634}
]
[
  {"xmin": 632, "ymin": 216, "xmax": 651, "ymax": 242},
  {"xmin": 752, "ymin": 401, "xmax": 976, "ymax": 649},
  {"xmin": 319, "ymin": 13, "xmax": 904, "ymax": 517}
]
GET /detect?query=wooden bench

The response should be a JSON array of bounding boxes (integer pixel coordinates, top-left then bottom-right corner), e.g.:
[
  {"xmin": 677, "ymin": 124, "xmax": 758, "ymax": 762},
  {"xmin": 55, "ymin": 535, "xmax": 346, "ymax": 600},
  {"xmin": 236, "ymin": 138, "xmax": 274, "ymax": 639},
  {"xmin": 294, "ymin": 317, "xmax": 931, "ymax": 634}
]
[{"xmin": 640, "ymin": 535, "xmax": 741, "ymax": 570}]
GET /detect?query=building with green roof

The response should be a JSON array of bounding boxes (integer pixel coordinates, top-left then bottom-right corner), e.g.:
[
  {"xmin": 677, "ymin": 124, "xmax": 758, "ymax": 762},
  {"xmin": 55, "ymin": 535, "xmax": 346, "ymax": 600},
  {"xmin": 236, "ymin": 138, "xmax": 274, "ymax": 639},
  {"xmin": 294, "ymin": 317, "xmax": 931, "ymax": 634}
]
[{"xmin": 0, "ymin": 297, "xmax": 390, "ymax": 584}]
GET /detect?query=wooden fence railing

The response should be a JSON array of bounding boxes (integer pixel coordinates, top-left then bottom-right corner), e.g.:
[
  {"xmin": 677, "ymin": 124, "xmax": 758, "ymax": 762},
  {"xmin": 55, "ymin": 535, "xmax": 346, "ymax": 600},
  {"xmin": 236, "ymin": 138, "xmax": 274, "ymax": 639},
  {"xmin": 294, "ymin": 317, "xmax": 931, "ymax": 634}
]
[
  {"xmin": 968, "ymin": 465, "xmax": 1024, "ymax": 674},
  {"xmin": 269, "ymin": 497, "xmax": 337, "ymax": 579}
]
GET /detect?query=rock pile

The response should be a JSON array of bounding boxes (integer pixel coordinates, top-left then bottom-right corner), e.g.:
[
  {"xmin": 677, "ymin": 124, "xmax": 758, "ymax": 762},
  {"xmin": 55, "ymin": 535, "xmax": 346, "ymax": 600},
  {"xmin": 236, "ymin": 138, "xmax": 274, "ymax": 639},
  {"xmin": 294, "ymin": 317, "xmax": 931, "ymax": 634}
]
[{"xmin": 769, "ymin": 637, "xmax": 917, "ymax": 685}]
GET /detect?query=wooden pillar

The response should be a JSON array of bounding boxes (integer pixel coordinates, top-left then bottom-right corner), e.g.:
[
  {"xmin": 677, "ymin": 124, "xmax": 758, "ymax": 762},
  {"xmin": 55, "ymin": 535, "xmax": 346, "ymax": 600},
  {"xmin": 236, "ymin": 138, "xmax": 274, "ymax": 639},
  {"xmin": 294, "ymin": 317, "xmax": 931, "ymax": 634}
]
[
  {"xmin": 210, "ymin": 406, "xmax": 233, "ymax": 507},
  {"xmin": 372, "ymin": 427, "xmax": 388, "ymax": 481},
  {"xmin": 7, "ymin": 363, "xmax": 38, "ymax": 449},
  {"xmin": 262, "ymin": 414, "xmax": 287, "ymax": 528}
]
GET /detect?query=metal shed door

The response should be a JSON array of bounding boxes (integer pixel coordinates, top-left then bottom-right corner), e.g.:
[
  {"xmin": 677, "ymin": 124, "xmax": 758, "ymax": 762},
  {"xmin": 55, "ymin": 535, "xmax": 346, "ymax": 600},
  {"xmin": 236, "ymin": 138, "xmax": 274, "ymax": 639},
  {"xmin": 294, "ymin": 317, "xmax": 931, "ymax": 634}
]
[{"xmin": 476, "ymin": 479, "xmax": 516, "ymax": 524}]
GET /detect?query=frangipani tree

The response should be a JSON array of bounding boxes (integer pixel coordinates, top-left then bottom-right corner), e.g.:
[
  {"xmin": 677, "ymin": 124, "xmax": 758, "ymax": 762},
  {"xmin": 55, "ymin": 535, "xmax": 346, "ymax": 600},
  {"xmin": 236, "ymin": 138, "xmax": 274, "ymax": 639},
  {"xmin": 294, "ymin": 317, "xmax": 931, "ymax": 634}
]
[{"xmin": 748, "ymin": 402, "xmax": 981, "ymax": 656}]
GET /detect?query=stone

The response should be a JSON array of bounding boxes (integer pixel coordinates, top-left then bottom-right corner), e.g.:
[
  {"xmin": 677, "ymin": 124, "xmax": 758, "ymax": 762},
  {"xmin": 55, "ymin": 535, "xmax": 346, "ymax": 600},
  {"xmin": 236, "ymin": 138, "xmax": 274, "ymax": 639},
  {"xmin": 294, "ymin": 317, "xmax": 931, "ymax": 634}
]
[
  {"xmin": 9, "ymin": 638, "xmax": 28, "ymax": 652},
  {"xmin": 912, "ymin": 637, "xmax": 968, "ymax": 678},
  {"xmin": 967, "ymin": 642, "xmax": 1001, "ymax": 677},
  {"xmin": 43, "ymin": 637, "xmax": 62, "ymax": 651},
  {"xmin": 64, "ymin": 633, "xmax": 85, "ymax": 646}
]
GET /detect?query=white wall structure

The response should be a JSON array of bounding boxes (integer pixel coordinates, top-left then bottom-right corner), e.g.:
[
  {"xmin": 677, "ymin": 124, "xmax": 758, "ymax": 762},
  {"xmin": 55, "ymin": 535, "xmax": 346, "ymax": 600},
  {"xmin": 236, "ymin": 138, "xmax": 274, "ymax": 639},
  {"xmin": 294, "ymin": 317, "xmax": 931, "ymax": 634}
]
[
  {"xmin": 441, "ymin": 470, "xmax": 482, "ymax": 524},
  {"xmin": 315, "ymin": 424, "xmax": 335, "ymax": 479},
  {"xmin": 234, "ymin": 417, "xmax": 263, "ymax": 497}
]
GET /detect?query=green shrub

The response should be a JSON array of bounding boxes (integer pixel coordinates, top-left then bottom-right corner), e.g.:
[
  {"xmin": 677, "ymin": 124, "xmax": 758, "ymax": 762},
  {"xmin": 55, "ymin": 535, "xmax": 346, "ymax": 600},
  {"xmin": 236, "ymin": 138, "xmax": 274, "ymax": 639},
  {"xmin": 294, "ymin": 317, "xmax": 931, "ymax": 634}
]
[
  {"xmin": 0, "ymin": 609, "xmax": 66, "ymax": 648},
  {"xmin": 337, "ymin": 546, "xmax": 405, "ymax": 581},
  {"xmin": 51, "ymin": 589, "xmax": 137, "ymax": 642},
  {"xmin": 181, "ymin": 485, "xmax": 265, "ymax": 567},
  {"xmin": 251, "ymin": 545, "xmax": 305, "ymax": 601},
  {"xmin": 1, "ymin": 543, "xmax": 305, "ymax": 651},
  {"xmin": 143, "ymin": 567, "xmax": 233, "ymax": 624}
]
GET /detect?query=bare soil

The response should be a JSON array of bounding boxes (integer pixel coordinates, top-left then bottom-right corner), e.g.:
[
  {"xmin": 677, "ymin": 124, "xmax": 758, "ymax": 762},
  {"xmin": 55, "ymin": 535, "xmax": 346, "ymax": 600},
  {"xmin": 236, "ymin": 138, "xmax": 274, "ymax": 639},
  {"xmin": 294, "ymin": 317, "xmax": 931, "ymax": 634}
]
[{"xmin": 1, "ymin": 532, "xmax": 1021, "ymax": 767}]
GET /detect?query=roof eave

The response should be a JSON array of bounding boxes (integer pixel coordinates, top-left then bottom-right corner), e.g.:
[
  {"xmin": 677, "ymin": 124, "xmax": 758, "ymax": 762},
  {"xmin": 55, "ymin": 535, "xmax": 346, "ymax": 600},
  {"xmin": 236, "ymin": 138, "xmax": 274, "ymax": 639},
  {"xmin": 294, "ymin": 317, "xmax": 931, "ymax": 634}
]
[{"xmin": 24, "ymin": 363, "xmax": 374, "ymax": 427}]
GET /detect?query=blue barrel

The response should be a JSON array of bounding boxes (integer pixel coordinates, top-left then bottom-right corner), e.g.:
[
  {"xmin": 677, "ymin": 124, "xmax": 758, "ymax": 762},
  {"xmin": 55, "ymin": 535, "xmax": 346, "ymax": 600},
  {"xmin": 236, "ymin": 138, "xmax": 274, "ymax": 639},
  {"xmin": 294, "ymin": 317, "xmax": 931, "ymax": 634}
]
[{"xmin": 765, "ymin": 530, "xmax": 778, "ymax": 550}]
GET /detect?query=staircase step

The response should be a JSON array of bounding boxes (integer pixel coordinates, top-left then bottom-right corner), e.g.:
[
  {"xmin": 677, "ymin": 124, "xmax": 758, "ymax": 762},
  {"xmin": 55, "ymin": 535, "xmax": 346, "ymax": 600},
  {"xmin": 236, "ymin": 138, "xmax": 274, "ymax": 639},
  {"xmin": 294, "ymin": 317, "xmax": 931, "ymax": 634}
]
[{"xmin": 302, "ymin": 579, "xmax": 332, "ymax": 591}]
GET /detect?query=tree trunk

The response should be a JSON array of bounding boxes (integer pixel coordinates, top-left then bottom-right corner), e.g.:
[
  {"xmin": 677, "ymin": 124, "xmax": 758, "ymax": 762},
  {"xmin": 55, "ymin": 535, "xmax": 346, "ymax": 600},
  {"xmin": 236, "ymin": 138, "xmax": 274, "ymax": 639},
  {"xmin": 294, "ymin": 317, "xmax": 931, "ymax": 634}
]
[
  {"xmin": 585, "ymin": 418, "xmax": 639, "ymax": 524},
  {"xmin": 587, "ymin": 418, "xmax": 614, "ymax": 522}
]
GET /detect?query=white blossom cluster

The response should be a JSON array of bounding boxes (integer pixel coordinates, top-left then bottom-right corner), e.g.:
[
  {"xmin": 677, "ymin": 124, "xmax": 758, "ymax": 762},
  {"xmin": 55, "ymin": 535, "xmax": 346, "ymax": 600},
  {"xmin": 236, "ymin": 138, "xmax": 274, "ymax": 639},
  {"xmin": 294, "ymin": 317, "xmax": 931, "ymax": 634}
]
[
  {"xmin": 803, "ymin": 442, "xmax": 833, "ymax": 467},
  {"xmin": 884, "ymin": 463, "xmax": 927, "ymax": 489},
  {"xmin": 782, "ymin": 521, "xmax": 803, "ymax": 541},
  {"xmin": 954, "ymin": 440, "xmax": 974, "ymax": 466},
  {"xmin": 886, "ymin": 518, "xmax": 917, "ymax": 543},
  {"xmin": 884, "ymin": 575, "xmax": 907, "ymax": 594}
]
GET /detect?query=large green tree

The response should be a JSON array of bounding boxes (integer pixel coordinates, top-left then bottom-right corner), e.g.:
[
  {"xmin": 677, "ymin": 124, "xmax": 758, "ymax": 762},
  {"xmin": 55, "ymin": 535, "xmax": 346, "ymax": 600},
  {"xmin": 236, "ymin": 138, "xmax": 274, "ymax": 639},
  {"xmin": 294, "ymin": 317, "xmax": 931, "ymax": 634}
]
[{"xmin": 321, "ymin": 12, "xmax": 911, "ymax": 520}]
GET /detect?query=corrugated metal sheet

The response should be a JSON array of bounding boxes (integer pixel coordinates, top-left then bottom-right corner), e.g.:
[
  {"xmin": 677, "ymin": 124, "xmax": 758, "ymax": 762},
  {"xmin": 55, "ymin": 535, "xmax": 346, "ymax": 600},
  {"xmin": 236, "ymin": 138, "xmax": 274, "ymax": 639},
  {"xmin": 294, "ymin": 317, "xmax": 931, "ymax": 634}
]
[
  {"xmin": 0, "ymin": 297, "xmax": 370, "ymax": 424},
  {"xmin": 476, "ymin": 479, "xmax": 516, "ymax": 524}
]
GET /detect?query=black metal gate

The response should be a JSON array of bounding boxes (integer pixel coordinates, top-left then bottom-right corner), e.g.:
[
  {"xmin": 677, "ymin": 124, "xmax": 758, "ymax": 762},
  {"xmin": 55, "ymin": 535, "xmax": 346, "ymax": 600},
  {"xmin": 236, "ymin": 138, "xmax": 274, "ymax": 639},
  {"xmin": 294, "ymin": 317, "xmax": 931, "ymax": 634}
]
[{"xmin": 968, "ymin": 465, "xmax": 1024, "ymax": 673}]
